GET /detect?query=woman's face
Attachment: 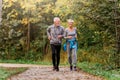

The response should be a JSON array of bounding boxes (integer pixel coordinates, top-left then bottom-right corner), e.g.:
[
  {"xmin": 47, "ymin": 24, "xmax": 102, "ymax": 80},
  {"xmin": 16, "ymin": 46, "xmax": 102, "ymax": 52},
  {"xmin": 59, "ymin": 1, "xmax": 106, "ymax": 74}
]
[{"xmin": 68, "ymin": 22, "xmax": 74, "ymax": 28}]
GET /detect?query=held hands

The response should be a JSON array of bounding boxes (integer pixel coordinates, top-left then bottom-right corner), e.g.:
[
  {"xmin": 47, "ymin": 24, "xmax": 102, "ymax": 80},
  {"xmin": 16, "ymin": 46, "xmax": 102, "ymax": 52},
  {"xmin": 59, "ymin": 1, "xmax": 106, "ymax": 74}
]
[
  {"xmin": 67, "ymin": 36, "xmax": 73, "ymax": 39},
  {"xmin": 48, "ymin": 35, "xmax": 62, "ymax": 40},
  {"xmin": 48, "ymin": 35, "xmax": 74, "ymax": 40}
]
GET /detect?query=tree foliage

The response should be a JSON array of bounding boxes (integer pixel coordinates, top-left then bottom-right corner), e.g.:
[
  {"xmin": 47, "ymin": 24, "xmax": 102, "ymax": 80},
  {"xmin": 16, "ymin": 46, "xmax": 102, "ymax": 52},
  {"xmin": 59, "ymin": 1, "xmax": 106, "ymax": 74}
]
[{"xmin": 71, "ymin": 0, "xmax": 120, "ymax": 68}]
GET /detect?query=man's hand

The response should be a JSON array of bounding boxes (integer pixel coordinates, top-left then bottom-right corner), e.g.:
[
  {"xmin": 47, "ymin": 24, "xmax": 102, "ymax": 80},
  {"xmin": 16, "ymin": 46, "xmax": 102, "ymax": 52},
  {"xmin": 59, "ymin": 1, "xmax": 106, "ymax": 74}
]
[
  {"xmin": 58, "ymin": 35, "xmax": 63, "ymax": 39},
  {"xmin": 48, "ymin": 36, "xmax": 52, "ymax": 40}
]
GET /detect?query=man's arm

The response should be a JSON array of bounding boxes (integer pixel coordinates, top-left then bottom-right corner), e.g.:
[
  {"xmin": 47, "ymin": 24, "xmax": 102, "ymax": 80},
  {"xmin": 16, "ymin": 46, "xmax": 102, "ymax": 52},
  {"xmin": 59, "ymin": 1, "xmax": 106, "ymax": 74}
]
[
  {"xmin": 47, "ymin": 26, "xmax": 51, "ymax": 40},
  {"xmin": 58, "ymin": 26, "xmax": 64, "ymax": 39}
]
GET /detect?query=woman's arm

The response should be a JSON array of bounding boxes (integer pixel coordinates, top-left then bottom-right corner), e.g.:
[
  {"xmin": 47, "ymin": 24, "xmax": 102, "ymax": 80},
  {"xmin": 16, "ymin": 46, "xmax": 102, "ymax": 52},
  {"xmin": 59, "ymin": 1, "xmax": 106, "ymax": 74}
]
[{"xmin": 75, "ymin": 27, "xmax": 77, "ymax": 39}]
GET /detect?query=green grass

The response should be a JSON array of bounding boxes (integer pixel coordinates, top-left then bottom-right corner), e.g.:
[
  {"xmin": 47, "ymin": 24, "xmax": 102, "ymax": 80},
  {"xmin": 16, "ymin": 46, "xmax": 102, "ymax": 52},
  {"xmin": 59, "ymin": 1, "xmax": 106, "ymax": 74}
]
[
  {"xmin": 77, "ymin": 62, "xmax": 120, "ymax": 80},
  {"xmin": 0, "ymin": 59, "xmax": 52, "ymax": 65},
  {"xmin": 0, "ymin": 67, "xmax": 27, "ymax": 80},
  {"xmin": 0, "ymin": 59, "xmax": 68, "ymax": 66}
]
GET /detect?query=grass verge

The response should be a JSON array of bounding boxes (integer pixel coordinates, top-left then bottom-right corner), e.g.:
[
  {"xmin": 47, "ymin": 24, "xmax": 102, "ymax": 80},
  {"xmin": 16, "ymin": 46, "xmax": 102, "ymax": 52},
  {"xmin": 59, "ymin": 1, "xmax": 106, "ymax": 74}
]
[
  {"xmin": 0, "ymin": 59, "xmax": 68, "ymax": 66},
  {"xmin": 77, "ymin": 62, "xmax": 120, "ymax": 80},
  {"xmin": 0, "ymin": 67, "xmax": 27, "ymax": 80},
  {"xmin": 0, "ymin": 59, "xmax": 51, "ymax": 65}
]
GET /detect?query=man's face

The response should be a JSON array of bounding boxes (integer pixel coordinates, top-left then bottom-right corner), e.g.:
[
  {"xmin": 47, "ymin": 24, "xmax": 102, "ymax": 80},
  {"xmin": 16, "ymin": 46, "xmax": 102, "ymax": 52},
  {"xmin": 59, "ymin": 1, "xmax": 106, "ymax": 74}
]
[{"xmin": 54, "ymin": 20, "xmax": 60, "ymax": 27}]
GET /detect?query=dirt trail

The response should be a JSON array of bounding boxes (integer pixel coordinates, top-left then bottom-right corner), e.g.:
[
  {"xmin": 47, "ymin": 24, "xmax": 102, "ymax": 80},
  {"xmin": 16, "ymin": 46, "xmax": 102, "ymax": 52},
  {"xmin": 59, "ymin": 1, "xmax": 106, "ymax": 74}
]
[{"xmin": 0, "ymin": 63, "xmax": 104, "ymax": 80}]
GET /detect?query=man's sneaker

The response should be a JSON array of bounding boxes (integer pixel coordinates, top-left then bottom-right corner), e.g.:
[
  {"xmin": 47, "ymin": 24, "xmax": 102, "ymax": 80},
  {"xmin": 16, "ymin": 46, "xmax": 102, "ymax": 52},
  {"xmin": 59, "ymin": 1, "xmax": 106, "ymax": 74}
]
[
  {"xmin": 70, "ymin": 66, "xmax": 73, "ymax": 71},
  {"xmin": 56, "ymin": 67, "xmax": 59, "ymax": 71},
  {"xmin": 53, "ymin": 66, "xmax": 56, "ymax": 71}
]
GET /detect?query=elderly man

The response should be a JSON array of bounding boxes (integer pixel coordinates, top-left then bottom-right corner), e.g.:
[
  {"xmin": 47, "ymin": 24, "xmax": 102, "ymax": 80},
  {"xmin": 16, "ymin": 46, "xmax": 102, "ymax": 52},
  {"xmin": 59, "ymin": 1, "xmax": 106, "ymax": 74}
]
[{"xmin": 47, "ymin": 17, "xmax": 64, "ymax": 71}]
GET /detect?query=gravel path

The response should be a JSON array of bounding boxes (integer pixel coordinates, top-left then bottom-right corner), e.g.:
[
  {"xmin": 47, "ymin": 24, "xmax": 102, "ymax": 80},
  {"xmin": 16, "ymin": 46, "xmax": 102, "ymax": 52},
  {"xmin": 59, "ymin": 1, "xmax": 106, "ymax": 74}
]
[{"xmin": 0, "ymin": 63, "xmax": 104, "ymax": 80}]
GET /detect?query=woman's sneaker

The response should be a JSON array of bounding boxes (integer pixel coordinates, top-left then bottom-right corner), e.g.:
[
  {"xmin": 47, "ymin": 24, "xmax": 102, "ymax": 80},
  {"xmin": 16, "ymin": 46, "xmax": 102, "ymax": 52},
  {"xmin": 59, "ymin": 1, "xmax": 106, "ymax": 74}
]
[{"xmin": 73, "ymin": 66, "xmax": 77, "ymax": 71}]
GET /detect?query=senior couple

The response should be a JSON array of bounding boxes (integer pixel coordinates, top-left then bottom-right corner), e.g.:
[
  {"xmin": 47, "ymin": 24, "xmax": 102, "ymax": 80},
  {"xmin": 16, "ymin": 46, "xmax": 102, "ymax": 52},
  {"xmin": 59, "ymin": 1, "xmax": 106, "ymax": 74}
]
[{"xmin": 47, "ymin": 17, "xmax": 77, "ymax": 71}]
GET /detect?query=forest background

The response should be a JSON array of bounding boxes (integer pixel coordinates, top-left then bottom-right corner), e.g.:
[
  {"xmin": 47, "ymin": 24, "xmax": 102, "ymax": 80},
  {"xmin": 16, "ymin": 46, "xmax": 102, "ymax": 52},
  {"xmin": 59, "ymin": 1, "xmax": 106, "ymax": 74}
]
[{"xmin": 0, "ymin": 0, "xmax": 120, "ymax": 69}]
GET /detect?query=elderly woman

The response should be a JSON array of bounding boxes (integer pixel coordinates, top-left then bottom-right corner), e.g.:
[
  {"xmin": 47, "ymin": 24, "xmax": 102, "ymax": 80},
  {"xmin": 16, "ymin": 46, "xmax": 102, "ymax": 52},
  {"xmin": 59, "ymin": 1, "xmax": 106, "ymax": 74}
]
[{"xmin": 64, "ymin": 19, "xmax": 77, "ymax": 71}]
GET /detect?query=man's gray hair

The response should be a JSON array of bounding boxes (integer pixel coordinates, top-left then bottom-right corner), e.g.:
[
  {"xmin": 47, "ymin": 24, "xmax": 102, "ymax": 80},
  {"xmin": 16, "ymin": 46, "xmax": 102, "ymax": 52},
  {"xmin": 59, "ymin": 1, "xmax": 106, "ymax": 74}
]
[{"xmin": 53, "ymin": 17, "xmax": 60, "ymax": 22}]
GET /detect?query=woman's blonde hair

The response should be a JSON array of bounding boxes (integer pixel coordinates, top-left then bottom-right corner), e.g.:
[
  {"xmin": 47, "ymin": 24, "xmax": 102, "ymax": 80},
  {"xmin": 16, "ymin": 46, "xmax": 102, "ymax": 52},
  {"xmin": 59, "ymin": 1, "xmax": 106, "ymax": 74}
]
[{"xmin": 67, "ymin": 19, "xmax": 74, "ymax": 23}]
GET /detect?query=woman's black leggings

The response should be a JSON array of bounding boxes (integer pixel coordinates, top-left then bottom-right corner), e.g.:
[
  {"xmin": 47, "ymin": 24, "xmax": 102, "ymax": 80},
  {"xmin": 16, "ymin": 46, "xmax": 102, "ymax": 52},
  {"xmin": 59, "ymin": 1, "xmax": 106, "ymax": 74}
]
[{"xmin": 51, "ymin": 44, "xmax": 61, "ymax": 68}]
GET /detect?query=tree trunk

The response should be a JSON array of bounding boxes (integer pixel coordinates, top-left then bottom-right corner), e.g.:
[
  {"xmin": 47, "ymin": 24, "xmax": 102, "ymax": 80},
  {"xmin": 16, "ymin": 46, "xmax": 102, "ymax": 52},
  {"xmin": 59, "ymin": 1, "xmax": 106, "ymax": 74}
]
[
  {"xmin": 27, "ymin": 22, "xmax": 30, "ymax": 51},
  {"xmin": 114, "ymin": 0, "xmax": 120, "ymax": 68},
  {"xmin": 115, "ymin": 21, "xmax": 120, "ymax": 68},
  {"xmin": 0, "ymin": 0, "xmax": 2, "ymax": 24}
]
